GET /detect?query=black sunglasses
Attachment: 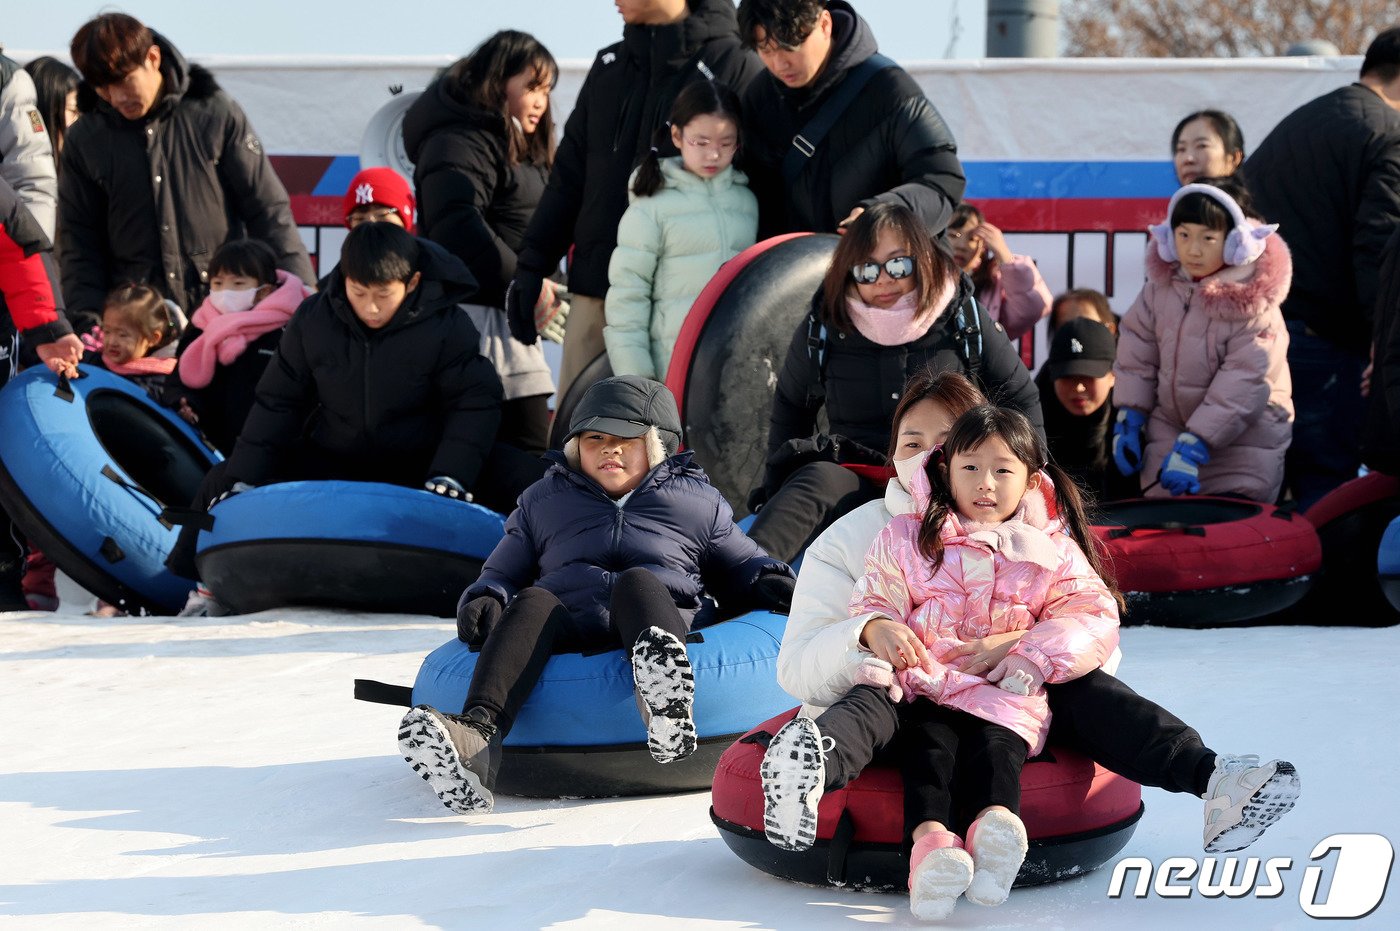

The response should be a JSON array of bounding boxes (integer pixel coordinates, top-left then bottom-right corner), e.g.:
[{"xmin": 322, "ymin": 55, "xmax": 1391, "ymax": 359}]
[{"xmin": 850, "ymin": 255, "xmax": 915, "ymax": 285}]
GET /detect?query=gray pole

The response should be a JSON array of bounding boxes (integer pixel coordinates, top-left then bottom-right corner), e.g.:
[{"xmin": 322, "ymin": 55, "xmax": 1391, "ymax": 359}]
[{"xmin": 987, "ymin": 0, "xmax": 1061, "ymax": 58}]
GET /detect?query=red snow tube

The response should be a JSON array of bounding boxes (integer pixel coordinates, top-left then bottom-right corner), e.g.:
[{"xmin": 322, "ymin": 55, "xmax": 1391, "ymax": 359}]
[
  {"xmin": 711, "ymin": 708, "xmax": 1143, "ymax": 890},
  {"xmin": 1093, "ymin": 496, "xmax": 1320, "ymax": 627},
  {"xmin": 665, "ymin": 234, "xmax": 839, "ymax": 512},
  {"xmin": 1282, "ymin": 472, "xmax": 1400, "ymax": 626}
]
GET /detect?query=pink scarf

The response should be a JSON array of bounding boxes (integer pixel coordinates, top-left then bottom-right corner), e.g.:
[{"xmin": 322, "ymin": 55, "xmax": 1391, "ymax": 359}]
[
  {"xmin": 178, "ymin": 270, "xmax": 308, "ymax": 389},
  {"xmin": 105, "ymin": 356, "xmax": 177, "ymax": 377},
  {"xmin": 844, "ymin": 273, "xmax": 956, "ymax": 346}
]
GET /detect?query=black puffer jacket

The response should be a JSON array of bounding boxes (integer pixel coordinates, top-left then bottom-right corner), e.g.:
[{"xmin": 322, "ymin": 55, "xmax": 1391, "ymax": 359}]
[
  {"xmin": 515, "ymin": 0, "xmax": 764, "ymax": 298},
  {"xmin": 1035, "ymin": 369, "xmax": 1139, "ymax": 503},
  {"xmin": 768, "ymin": 275, "xmax": 1042, "ymax": 458},
  {"xmin": 162, "ymin": 323, "xmax": 282, "ymax": 456},
  {"xmin": 225, "ymin": 239, "xmax": 502, "ymax": 489},
  {"xmin": 403, "ymin": 80, "xmax": 548, "ymax": 308},
  {"xmin": 1362, "ymin": 224, "xmax": 1400, "ymax": 475},
  {"xmin": 1244, "ymin": 84, "xmax": 1400, "ymax": 355},
  {"xmin": 740, "ymin": 1, "xmax": 964, "ymax": 238},
  {"xmin": 58, "ymin": 33, "xmax": 313, "ymax": 324},
  {"xmin": 465, "ymin": 450, "xmax": 791, "ymax": 640}
]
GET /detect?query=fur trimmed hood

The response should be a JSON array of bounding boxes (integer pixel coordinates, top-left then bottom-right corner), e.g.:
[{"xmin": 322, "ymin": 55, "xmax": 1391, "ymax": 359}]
[
  {"xmin": 76, "ymin": 31, "xmax": 219, "ymax": 117},
  {"xmin": 1145, "ymin": 224, "xmax": 1293, "ymax": 323}
]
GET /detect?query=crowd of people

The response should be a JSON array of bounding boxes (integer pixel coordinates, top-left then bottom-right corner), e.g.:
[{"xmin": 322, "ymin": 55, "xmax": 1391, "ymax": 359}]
[{"xmin": 6, "ymin": 0, "xmax": 1396, "ymax": 918}]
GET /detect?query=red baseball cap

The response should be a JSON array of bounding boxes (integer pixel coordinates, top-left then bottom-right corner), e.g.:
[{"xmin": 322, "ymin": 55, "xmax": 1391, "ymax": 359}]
[{"xmin": 343, "ymin": 166, "xmax": 415, "ymax": 232}]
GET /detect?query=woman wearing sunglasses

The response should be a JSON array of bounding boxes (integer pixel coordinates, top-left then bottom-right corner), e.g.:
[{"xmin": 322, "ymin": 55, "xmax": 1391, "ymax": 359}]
[{"xmin": 746, "ymin": 202, "xmax": 1042, "ymax": 563}]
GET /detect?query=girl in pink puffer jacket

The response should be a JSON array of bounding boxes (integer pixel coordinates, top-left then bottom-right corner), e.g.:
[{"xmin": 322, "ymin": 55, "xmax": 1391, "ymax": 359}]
[
  {"xmin": 760, "ymin": 405, "xmax": 1121, "ymax": 921},
  {"xmin": 1111, "ymin": 179, "xmax": 1293, "ymax": 502}
]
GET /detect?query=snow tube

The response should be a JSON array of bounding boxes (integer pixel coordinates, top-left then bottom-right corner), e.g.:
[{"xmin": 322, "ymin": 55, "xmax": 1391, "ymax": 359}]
[
  {"xmin": 665, "ymin": 234, "xmax": 839, "ymax": 512},
  {"xmin": 1092, "ymin": 496, "xmax": 1321, "ymax": 627},
  {"xmin": 0, "ymin": 365, "xmax": 220, "ymax": 614},
  {"xmin": 547, "ymin": 352, "xmax": 613, "ymax": 450},
  {"xmin": 1288, "ymin": 472, "xmax": 1400, "ymax": 626},
  {"xmin": 711, "ymin": 708, "xmax": 1143, "ymax": 890},
  {"xmin": 195, "ymin": 480, "xmax": 506, "ymax": 616},
  {"xmin": 409, "ymin": 611, "xmax": 791, "ymax": 797},
  {"xmin": 1381, "ymin": 515, "xmax": 1400, "ymax": 613}
]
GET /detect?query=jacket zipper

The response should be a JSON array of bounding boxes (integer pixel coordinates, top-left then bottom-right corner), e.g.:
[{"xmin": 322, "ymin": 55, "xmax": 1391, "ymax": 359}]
[{"xmin": 1169, "ymin": 284, "xmax": 1192, "ymax": 421}]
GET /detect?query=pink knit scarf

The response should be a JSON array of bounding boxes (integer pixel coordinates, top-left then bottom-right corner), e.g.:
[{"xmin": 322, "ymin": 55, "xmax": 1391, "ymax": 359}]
[
  {"xmin": 178, "ymin": 271, "xmax": 308, "ymax": 389},
  {"xmin": 104, "ymin": 355, "xmax": 177, "ymax": 377}
]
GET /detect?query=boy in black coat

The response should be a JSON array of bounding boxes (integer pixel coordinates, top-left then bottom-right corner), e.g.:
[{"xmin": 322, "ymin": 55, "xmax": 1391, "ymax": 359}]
[{"xmin": 398, "ymin": 376, "xmax": 795, "ymax": 815}]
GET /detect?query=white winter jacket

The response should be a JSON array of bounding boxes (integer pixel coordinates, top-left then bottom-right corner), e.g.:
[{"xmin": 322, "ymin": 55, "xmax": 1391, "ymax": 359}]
[
  {"xmin": 778, "ymin": 478, "xmax": 1121, "ymax": 717},
  {"xmin": 604, "ymin": 157, "xmax": 758, "ymax": 380}
]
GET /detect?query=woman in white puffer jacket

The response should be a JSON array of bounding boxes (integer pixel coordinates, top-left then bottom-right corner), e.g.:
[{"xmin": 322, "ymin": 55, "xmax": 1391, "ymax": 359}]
[
  {"xmin": 604, "ymin": 80, "xmax": 757, "ymax": 381},
  {"xmin": 769, "ymin": 369, "xmax": 1299, "ymax": 856}
]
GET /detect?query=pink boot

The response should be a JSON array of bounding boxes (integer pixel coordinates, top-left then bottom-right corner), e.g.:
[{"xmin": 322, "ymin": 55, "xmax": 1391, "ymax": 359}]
[
  {"xmin": 908, "ymin": 831, "xmax": 973, "ymax": 921},
  {"xmin": 964, "ymin": 810, "xmax": 1028, "ymax": 906}
]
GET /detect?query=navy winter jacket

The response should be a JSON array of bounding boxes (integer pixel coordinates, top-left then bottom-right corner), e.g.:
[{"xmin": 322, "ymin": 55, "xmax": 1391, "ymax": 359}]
[{"xmin": 464, "ymin": 450, "xmax": 792, "ymax": 639}]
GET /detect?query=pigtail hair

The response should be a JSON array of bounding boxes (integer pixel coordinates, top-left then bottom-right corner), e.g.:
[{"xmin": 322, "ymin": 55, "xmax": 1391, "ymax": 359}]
[
  {"xmin": 631, "ymin": 129, "xmax": 668, "ymax": 198},
  {"xmin": 915, "ymin": 447, "xmax": 954, "ymax": 571},
  {"xmin": 1044, "ymin": 460, "xmax": 1126, "ymax": 611}
]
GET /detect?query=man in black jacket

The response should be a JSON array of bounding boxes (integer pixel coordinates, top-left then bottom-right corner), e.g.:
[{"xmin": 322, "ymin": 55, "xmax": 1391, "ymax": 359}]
[
  {"xmin": 60, "ymin": 14, "xmax": 313, "ymax": 329},
  {"xmin": 503, "ymin": 0, "xmax": 764, "ymax": 399},
  {"xmin": 1244, "ymin": 27, "xmax": 1400, "ymax": 509},
  {"xmin": 736, "ymin": 0, "xmax": 965, "ymax": 239}
]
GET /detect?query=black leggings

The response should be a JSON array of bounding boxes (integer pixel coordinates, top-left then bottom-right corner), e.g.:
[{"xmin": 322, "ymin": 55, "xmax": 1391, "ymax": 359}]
[
  {"xmin": 464, "ymin": 568, "xmax": 689, "ymax": 737},
  {"xmin": 809, "ymin": 685, "xmax": 1024, "ymax": 839},
  {"xmin": 746, "ymin": 461, "xmax": 881, "ymax": 563},
  {"xmin": 497, "ymin": 394, "xmax": 551, "ymax": 458}
]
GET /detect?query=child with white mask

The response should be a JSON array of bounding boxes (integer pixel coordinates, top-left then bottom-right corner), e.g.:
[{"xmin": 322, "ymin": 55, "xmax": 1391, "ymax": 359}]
[{"xmin": 168, "ymin": 238, "xmax": 311, "ymax": 454}]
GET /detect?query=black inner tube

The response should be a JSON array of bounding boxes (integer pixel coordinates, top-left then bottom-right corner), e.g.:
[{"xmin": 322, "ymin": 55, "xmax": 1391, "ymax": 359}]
[
  {"xmin": 1097, "ymin": 497, "xmax": 1261, "ymax": 528},
  {"xmin": 86, "ymin": 389, "xmax": 211, "ymax": 508}
]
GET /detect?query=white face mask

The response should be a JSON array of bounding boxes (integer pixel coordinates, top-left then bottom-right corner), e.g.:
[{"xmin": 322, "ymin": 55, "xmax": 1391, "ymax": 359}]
[
  {"xmin": 208, "ymin": 286, "xmax": 259, "ymax": 314},
  {"xmin": 893, "ymin": 450, "xmax": 929, "ymax": 493}
]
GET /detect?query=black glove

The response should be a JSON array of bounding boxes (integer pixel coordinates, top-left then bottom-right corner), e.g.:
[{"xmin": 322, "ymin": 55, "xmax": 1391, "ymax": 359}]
[
  {"xmin": 425, "ymin": 476, "xmax": 470, "ymax": 500},
  {"xmin": 505, "ymin": 268, "xmax": 544, "ymax": 345},
  {"xmin": 457, "ymin": 595, "xmax": 503, "ymax": 647},
  {"xmin": 746, "ymin": 485, "xmax": 769, "ymax": 515},
  {"xmin": 752, "ymin": 573, "xmax": 796, "ymax": 613}
]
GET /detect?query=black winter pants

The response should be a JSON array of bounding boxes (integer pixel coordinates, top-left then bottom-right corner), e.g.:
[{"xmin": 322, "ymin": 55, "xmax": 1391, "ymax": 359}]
[
  {"xmin": 496, "ymin": 394, "xmax": 551, "ymax": 458},
  {"xmin": 164, "ymin": 445, "xmax": 549, "ymax": 582},
  {"xmin": 810, "ymin": 685, "xmax": 1025, "ymax": 839},
  {"xmin": 464, "ymin": 568, "xmax": 689, "ymax": 737},
  {"xmin": 1047, "ymin": 668, "xmax": 1215, "ymax": 796},
  {"xmin": 0, "ymin": 333, "xmax": 24, "ymax": 605},
  {"xmin": 746, "ymin": 462, "xmax": 881, "ymax": 563}
]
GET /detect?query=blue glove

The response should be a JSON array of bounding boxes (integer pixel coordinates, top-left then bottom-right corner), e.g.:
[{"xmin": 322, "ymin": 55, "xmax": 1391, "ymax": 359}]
[
  {"xmin": 1159, "ymin": 432, "xmax": 1210, "ymax": 496},
  {"xmin": 1111, "ymin": 409, "xmax": 1147, "ymax": 476}
]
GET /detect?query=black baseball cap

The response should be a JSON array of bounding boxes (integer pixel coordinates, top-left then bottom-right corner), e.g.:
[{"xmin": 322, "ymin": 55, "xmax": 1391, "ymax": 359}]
[
  {"xmin": 1047, "ymin": 317, "xmax": 1117, "ymax": 380},
  {"xmin": 566, "ymin": 375, "xmax": 683, "ymax": 455}
]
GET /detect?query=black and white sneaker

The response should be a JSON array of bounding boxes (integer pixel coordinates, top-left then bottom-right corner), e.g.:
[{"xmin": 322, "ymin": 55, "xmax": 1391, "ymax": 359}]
[
  {"xmin": 1202, "ymin": 754, "xmax": 1301, "ymax": 852},
  {"xmin": 398, "ymin": 705, "xmax": 497, "ymax": 814},
  {"xmin": 631, "ymin": 626, "xmax": 697, "ymax": 763},
  {"xmin": 760, "ymin": 716, "xmax": 831, "ymax": 852}
]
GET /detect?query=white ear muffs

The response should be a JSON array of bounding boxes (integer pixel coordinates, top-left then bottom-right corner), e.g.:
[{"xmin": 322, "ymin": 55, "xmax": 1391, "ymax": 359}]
[{"xmin": 1148, "ymin": 182, "xmax": 1278, "ymax": 267}]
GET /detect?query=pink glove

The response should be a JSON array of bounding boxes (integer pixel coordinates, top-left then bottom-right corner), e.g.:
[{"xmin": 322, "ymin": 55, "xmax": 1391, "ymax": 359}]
[
  {"xmin": 986, "ymin": 654, "xmax": 1045, "ymax": 695},
  {"xmin": 853, "ymin": 657, "xmax": 904, "ymax": 703}
]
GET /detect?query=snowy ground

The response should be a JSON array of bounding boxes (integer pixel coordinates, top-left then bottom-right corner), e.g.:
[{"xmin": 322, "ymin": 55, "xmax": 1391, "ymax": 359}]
[{"xmin": 3, "ymin": 578, "xmax": 1397, "ymax": 929}]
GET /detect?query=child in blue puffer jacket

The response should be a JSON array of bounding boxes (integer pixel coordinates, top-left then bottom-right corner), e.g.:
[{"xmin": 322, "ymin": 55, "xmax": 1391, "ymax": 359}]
[{"xmin": 399, "ymin": 375, "xmax": 795, "ymax": 814}]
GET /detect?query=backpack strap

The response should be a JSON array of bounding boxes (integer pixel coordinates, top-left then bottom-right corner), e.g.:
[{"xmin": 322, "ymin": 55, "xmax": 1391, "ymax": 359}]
[
  {"xmin": 803, "ymin": 308, "xmax": 829, "ymax": 408},
  {"xmin": 952, "ymin": 293, "xmax": 985, "ymax": 384},
  {"xmin": 782, "ymin": 53, "xmax": 895, "ymax": 186}
]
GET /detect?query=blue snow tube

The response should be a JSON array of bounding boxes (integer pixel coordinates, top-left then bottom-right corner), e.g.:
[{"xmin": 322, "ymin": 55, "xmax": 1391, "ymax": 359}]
[
  {"xmin": 0, "ymin": 365, "xmax": 220, "ymax": 614},
  {"xmin": 1381, "ymin": 516, "xmax": 1400, "ymax": 612},
  {"xmin": 409, "ymin": 610, "xmax": 791, "ymax": 797},
  {"xmin": 195, "ymin": 480, "xmax": 506, "ymax": 616}
]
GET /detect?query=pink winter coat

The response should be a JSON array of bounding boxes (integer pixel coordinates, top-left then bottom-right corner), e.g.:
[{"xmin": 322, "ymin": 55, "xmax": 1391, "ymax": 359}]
[
  {"xmin": 977, "ymin": 254, "xmax": 1053, "ymax": 341},
  {"xmin": 1113, "ymin": 230, "xmax": 1293, "ymax": 503},
  {"xmin": 849, "ymin": 462, "xmax": 1120, "ymax": 753}
]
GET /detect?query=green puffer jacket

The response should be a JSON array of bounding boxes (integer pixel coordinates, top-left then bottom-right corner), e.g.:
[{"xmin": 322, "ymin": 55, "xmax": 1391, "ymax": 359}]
[{"xmin": 604, "ymin": 157, "xmax": 757, "ymax": 380}]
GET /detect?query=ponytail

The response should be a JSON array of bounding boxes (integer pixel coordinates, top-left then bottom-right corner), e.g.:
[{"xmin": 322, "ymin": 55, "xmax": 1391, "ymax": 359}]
[
  {"xmin": 632, "ymin": 140, "xmax": 667, "ymax": 198},
  {"xmin": 1042, "ymin": 459, "xmax": 1126, "ymax": 612}
]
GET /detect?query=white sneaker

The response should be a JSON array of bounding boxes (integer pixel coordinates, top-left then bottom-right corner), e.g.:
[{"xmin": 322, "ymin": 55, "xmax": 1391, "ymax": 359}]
[
  {"xmin": 177, "ymin": 586, "xmax": 214, "ymax": 617},
  {"xmin": 1202, "ymin": 754, "xmax": 1300, "ymax": 852},
  {"xmin": 630, "ymin": 627, "xmax": 697, "ymax": 763},
  {"xmin": 965, "ymin": 810, "xmax": 1028, "ymax": 907},
  {"xmin": 760, "ymin": 716, "xmax": 831, "ymax": 851}
]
